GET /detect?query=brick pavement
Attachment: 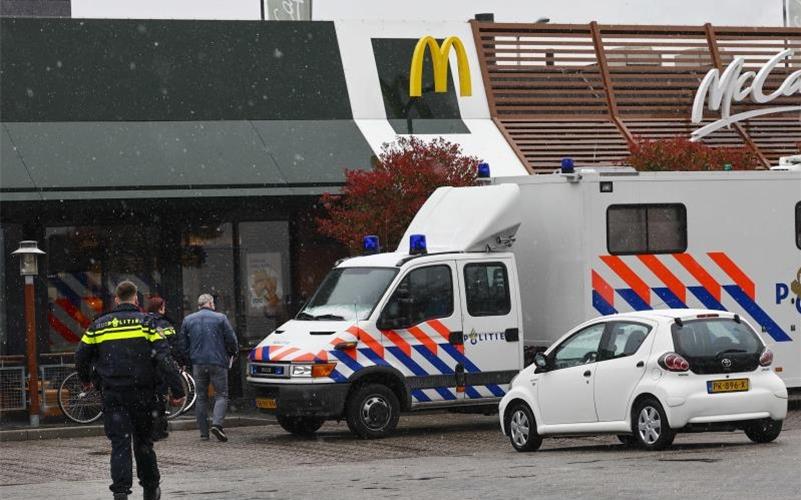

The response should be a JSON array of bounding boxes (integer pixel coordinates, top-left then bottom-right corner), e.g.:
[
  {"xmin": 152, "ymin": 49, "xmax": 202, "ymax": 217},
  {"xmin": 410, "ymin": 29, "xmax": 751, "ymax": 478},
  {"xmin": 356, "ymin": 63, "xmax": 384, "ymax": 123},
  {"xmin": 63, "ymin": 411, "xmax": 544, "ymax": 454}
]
[{"xmin": 2, "ymin": 409, "xmax": 799, "ymax": 488}]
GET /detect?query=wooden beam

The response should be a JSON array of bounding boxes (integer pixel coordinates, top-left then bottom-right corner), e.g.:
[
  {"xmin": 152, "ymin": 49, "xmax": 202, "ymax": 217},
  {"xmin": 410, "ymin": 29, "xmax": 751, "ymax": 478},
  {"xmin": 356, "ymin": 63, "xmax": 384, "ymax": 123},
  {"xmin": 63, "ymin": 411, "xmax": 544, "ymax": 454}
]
[
  {"xmin": 589, "ymin": 21, "xmax": 636, "ymax": 148},
  {"xmin": 704, "ymin": 23, "xmax": 771, "ymax": 168}
]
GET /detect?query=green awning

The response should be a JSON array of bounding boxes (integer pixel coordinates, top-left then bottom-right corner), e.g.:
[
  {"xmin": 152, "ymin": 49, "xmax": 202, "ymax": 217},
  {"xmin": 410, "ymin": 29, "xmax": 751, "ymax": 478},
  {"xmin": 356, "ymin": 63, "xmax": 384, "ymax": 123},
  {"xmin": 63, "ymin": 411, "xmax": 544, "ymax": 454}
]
[{"xmin": 1, "ymin": 120, "xmax": 374, "ymax": 201}]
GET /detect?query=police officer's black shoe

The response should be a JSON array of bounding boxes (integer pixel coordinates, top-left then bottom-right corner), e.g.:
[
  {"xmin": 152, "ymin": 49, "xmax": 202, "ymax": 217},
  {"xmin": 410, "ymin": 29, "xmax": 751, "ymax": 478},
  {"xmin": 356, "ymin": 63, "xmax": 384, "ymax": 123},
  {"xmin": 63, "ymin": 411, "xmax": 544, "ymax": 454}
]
[
  {"xmin": 112, "ymin": 493, "xmax": 128, "ymax": 500},
  {"xmin": 143, "ymin": 486, "xmax": 161, "ymax": 500}
]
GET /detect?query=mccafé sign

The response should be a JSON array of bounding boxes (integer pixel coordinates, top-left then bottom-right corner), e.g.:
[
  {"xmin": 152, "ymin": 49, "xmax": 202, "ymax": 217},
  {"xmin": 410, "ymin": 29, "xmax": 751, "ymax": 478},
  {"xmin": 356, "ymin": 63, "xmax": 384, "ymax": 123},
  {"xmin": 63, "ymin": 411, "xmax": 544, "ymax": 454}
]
[
  {"xmin": 691, "ymin": 49, "xmax": 801, "ymax": 140},
  {"xmin": 409, "ymin": 35, "xmax": 472, "ymax": 97}
]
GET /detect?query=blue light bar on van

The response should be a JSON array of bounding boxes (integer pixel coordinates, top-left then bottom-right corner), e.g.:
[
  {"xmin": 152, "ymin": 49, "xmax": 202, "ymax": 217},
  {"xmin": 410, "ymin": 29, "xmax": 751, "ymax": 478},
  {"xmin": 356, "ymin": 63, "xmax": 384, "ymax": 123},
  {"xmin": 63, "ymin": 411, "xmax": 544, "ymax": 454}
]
[
  {"xmin": 409, "ymin": 234, "xmax": 427, "ymax": 255},
  {"xmin": 561, "ymin": 157, "xmax": 575, "ymax": 174},
  {"xmin": 477, "ymin": 162, "xmax": 491, "ymax": 178},
  {"xmin": 363, "ymin": 235, "xmax": 380, "ymax": 254}
]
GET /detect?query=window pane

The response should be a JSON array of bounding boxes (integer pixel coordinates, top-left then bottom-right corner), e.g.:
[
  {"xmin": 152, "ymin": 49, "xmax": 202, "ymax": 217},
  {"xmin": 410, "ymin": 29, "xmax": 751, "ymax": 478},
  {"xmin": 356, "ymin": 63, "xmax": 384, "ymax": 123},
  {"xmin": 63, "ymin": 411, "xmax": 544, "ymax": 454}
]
[
  {"xmin": 464, "ymin": 262, "xmax": 511, "ymax": 316},
  {"xmin": 240, "ymin": 221, "xmax": 290, "ymax": 346},
  {"xmin": 381, "ymin": 265, "xmax": 453, "ymax": 329},
  {"xmin": 181, "ymin": 223, "xmax": 235, "ymax": 325},
  {"xmin": 608, "ymin": 204, "xmax": 686, "ymax": 255},
  {"xmin": 45, "ymin": 225, "xmax": 160, "ymax": 352},
  {"xmin": 601, "ymin": 322, "xmax": 651, "ymax": 359},
  {"xmin": 647, "ymin": 205, "xmax": 686, "ymax": 253},
  {"xmin": 607, "ymin": 206, "xmax": 647, "ymax": 254},
  {"xmin": 553, "ymin": 323, "xmax": 605, "ymax": 369}
]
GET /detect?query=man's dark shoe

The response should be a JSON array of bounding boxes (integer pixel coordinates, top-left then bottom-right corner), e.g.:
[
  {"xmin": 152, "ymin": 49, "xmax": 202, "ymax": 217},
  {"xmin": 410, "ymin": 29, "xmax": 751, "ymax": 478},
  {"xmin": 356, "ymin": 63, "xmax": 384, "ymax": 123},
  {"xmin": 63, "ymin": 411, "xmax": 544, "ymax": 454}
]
[
  {"xmin": 112, "ymin": 493, "xmax": 128, "ymax": 500},
  {"xmin": 210, "ymin": 425, "xmax": 228, "ymax": 442},
  {"xmin": 143, "ymin": 486, "xmax": 161, "ymax": 500},
  {"xmin": 200, "ymin": 434, "xmax": 209, "ymax": 441}
]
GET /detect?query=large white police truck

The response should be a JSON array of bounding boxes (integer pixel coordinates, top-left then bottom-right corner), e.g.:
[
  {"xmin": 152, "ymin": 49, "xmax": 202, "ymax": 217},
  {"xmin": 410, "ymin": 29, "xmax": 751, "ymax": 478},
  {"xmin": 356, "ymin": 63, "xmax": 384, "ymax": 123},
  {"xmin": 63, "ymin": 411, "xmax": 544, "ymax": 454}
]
[{"xmin": 247, "ymin": 167, "xmax": 801, "ymax": 438}]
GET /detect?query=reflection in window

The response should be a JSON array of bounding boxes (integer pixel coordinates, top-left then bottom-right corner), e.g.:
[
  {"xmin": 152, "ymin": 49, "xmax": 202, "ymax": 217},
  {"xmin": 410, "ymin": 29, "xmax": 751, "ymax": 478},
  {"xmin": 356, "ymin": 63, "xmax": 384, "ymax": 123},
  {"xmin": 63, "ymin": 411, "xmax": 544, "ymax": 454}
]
[
  {"xmin": 553, "ymin": 323, "xmax": 605, "ymax": 369},
  {"xmin": 380, "ymin": 265, "xmax": 453, "ymax": 329},
  {"xmin": 45, "ymin": 225, "xmax": 160, "ymax": 352},
  {"xmin": 240, "ymin": 221, "xmax": 290, "ymax": 345},
  {"xmin": 181, "ymin": 224, "xmax": 235, "ymax": 323},
  {"xmin": 464, "ymin": 262, "xmax": 511, "ymax": 317},
  {"xmin": 301, "ymin": 267, "xmax": 398, "ymax": 322},
  {"xmin": 600, "ymin": 322, "xmax": 651, "ymax": 359}
]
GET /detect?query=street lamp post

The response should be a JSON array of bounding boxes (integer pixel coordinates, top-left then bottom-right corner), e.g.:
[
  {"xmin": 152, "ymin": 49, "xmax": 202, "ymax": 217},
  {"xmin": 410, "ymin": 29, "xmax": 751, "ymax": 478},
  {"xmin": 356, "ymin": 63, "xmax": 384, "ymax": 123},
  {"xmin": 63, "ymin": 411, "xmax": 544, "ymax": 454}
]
[{"xmin": 11, "ymin": 240, "xmax": 45, "ymax": 427}]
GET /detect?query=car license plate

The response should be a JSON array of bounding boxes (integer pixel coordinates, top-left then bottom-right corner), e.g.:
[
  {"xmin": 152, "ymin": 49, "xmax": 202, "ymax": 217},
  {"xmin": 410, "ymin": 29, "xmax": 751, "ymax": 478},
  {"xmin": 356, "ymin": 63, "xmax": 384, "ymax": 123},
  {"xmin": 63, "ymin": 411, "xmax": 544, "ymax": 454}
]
[
  {"xmin": 256, "ymin": 398, "xmax": 277, "ymax": 409},
  {"xmin": 707, "ymin": 378, "xmax": 749, "ymax": 393}
]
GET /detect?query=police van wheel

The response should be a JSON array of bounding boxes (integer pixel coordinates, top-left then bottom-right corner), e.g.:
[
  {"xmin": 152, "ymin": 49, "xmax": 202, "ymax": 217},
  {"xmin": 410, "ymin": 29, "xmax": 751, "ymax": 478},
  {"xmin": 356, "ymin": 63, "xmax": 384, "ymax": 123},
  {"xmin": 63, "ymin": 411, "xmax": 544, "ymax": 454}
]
[
  {"xmin": 345, "ymin": 384, "xmax": 399, "ymax": 439},
  {"xmin": 276, "ymin": 415, "xmax": 325, "ymax": 436}
]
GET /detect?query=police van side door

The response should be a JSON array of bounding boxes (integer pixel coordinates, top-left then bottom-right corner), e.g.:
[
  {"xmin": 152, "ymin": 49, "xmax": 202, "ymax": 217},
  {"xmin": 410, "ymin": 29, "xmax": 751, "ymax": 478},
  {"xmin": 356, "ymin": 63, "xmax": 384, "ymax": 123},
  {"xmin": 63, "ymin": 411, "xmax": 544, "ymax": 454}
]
[
  {"xmin": 377, "ymin": 261, "xmax": 464, "ymax": 405},
  {"xmin": 457, "ymin": 257, "xmax": 522, "ymax": 401}
]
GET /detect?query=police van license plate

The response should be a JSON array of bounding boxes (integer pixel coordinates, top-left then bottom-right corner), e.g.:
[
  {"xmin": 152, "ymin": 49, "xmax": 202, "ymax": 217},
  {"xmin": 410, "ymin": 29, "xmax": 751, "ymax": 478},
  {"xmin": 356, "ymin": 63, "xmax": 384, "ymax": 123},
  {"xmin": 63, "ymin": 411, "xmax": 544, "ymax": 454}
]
[
  {"xmin": 256, "ymin": 398, "xmax": 277, "ymax": 409},
  {"xmin": 707, "ymin": 378, "xmax": 749, "ymax": 393}
]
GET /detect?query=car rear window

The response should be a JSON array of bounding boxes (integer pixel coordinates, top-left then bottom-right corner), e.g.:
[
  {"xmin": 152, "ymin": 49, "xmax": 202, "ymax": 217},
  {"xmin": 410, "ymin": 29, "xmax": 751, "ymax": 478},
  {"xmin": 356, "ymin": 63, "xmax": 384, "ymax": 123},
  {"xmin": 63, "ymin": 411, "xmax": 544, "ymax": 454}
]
[{"xmin": 671, "ymin": 318, "xmax": 764, "ymax": 374}]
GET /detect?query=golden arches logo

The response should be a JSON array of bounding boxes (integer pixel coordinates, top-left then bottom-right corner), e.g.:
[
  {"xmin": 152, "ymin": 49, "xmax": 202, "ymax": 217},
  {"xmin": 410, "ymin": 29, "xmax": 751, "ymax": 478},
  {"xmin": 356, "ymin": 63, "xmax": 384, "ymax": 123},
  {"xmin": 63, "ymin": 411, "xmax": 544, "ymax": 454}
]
[{"xmin": 409, "ymin": 35, "xmax": 472, "ymax": 98}]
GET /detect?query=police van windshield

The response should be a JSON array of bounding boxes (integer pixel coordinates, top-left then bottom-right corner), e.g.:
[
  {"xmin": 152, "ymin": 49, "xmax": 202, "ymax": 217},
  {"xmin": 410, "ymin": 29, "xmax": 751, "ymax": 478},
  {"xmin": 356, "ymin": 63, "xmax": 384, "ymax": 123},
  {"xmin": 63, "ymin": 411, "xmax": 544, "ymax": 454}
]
[{"xmin": 298, "ymin": 267, "xmax": 398, "ymax": 322}]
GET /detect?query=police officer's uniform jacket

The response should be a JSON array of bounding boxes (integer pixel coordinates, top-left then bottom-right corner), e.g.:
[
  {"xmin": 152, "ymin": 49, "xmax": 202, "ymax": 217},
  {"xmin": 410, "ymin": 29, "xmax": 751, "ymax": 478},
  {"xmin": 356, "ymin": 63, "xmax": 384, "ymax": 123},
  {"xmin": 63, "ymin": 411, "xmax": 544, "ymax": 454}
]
[
  {"xmin": 147, "ymin": 312, "xmax": 186, "ymax": 367},
  {"xmin": 75, "ymin": 303, "xmax": 184, "ymax": 396}
]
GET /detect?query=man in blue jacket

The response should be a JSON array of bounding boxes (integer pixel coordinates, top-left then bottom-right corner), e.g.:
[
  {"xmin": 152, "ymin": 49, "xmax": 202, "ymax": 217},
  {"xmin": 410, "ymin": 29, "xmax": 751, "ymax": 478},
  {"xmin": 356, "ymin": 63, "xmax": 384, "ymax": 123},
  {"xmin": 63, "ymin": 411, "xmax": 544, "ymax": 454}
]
[{"xmin": 179, "ymin": 293, "xmax": 238, "ymax": 442}]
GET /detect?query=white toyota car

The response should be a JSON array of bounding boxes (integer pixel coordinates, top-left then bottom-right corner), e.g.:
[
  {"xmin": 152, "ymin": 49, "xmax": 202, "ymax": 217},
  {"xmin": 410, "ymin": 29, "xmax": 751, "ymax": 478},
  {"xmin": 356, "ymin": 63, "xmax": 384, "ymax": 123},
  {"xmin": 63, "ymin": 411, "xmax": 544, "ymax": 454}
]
[{"xmin": 499, "ymin": 309, "xmax": 788, "ymax": 451}]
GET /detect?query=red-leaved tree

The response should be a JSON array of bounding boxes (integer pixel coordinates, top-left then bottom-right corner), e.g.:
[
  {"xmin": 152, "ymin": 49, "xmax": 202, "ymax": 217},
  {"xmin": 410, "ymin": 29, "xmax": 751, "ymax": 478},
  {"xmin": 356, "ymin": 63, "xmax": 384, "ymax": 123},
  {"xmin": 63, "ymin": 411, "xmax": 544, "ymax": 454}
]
[
  {"xmin": 626, "ymin": 137, "xmax": 761, "ymax": 171},
  {"xmin": 316, "ymin": 137, "xmax": 479, "ymax": 253}
]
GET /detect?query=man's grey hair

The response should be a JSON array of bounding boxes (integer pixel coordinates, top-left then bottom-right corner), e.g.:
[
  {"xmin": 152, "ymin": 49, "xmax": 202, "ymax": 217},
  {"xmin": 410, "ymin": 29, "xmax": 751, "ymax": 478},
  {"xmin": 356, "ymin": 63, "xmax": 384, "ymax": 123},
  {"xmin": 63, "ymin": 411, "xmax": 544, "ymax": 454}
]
[{"xmin": 197, "ymin": 293, "xmax": 214, "ymax": 308}]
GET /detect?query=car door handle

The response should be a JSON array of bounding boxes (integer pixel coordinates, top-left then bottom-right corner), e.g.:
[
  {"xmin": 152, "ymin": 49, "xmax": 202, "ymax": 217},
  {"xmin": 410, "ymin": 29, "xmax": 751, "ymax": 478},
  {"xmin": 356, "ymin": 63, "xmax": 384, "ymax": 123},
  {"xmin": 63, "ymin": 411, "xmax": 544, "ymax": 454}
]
[
  {"xmin": 636, "ymin": 361, "xmax": 644, "ymax": 368},
  {"xmin": 583, "ymin": 370, "xmax": 592, "ymax": 377}
]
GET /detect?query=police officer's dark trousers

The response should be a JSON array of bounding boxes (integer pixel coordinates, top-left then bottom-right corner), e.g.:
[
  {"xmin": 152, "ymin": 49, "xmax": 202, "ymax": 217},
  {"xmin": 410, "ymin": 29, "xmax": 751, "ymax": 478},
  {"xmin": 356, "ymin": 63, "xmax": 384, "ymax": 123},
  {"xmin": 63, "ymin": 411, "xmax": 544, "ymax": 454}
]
[{"xmin": 103, "ymin": 388, "xmax": 160, "ymax": 495}]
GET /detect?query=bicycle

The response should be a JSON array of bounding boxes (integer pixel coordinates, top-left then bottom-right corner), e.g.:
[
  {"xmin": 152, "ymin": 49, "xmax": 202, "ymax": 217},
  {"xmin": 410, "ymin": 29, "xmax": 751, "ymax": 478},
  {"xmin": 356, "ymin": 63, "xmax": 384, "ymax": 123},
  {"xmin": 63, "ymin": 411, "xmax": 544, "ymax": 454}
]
[{"xmin": 58, "ymin": 369, "xmax": 196, "ymax": 424}]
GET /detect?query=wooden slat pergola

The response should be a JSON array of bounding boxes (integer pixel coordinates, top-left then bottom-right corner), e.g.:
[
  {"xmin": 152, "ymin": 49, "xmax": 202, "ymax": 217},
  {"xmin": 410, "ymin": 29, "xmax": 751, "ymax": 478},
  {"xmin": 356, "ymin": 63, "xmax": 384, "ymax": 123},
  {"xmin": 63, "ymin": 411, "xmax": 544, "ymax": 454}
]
[{"xmin": 470, "ymin": 21, "xmax": 801, "ymax": 173}]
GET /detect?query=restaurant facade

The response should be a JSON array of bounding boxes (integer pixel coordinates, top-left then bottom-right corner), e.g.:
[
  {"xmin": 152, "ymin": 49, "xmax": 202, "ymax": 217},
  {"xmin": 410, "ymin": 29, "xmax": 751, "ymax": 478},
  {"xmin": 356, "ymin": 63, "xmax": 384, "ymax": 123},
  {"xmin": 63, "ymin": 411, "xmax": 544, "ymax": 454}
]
[{"xmin": 1, "ymin": 15, "xmax": 799, "ymax": 406}]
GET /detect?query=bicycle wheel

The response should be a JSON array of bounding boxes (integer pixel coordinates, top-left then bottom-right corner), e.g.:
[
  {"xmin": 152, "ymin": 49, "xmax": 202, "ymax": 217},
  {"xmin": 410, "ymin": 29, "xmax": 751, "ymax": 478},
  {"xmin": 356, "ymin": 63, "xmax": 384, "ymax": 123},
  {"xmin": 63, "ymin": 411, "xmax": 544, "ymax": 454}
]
[
  {"xmin": 183, "ymin": 371, "xmax": 197, "ymax": 413},
  {"xmin": 58, "ymin": 371, "xmax": 103, "ymax": 424},
  {"xmin": 165, "ymin": 371, "xmax": 190, "ymax": 420}
]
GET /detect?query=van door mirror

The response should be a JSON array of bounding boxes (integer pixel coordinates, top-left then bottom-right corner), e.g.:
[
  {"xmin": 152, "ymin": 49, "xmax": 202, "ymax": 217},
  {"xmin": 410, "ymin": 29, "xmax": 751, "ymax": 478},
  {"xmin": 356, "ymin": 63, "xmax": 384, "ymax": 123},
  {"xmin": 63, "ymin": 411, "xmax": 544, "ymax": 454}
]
[{"xmin": 533, "ymin": 352, "xmax": 548, "ymax": 372}]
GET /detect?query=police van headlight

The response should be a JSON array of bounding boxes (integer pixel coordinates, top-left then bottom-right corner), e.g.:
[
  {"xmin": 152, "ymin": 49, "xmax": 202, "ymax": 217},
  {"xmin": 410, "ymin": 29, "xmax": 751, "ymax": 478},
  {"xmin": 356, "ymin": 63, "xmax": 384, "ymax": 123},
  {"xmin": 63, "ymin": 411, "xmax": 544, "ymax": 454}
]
[{"xmin": 290, "ymin": 363, "xmax": 338, "ymax": 378}]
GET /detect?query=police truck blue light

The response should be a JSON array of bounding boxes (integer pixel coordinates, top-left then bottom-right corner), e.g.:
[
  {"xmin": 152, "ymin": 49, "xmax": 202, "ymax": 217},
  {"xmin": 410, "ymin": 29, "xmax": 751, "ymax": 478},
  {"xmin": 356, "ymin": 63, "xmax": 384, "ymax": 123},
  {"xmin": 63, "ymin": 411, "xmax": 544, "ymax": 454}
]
[
  {"xmin": 363, "ymin": 235, "xmax": 380, "ymax": 254},
  {"xmin": 409, "ymin": 234, "xmax": 427, "ymax": 255},
  {"xmin": 477, "ymin": 162, "xmax": 491, "ymax": 178},
  {"xmin": 560, "ymin": 157, "xmax": 575, "ymax": 174}
]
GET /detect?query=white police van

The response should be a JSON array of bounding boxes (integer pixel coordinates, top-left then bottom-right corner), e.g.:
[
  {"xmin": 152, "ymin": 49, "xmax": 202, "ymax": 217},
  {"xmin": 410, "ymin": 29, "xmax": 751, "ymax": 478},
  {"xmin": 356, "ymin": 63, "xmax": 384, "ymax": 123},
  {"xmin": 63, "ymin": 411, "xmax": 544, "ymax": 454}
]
[{"xmin": 248, "ymin": 164, "xmax": 800, "ymax": 438}]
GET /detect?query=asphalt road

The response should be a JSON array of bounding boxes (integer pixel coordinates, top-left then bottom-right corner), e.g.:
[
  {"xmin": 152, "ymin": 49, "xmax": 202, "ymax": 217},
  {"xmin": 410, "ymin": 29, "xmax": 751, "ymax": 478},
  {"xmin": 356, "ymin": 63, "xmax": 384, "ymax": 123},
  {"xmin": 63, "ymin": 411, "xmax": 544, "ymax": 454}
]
[{"xmin": 1, "ymin": 411, "xmax": 800, "ymax": 499}]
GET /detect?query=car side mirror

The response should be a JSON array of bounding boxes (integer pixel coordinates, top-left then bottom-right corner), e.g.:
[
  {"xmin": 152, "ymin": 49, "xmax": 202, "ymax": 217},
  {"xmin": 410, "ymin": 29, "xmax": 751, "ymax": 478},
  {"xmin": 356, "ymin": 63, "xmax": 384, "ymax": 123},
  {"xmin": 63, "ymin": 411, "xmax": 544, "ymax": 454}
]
[{"xmin": 533, "ymin": 352, "xmax": 548, "ymax": 373}]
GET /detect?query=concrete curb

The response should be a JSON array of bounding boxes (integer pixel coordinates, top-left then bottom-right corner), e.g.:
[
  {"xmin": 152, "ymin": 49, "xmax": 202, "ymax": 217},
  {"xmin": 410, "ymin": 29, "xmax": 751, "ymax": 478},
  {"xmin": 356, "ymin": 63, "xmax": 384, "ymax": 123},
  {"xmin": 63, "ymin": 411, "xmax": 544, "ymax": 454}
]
[{"xmin": 0, "ymin": 416, "xmax": 274, "ymax": 442}]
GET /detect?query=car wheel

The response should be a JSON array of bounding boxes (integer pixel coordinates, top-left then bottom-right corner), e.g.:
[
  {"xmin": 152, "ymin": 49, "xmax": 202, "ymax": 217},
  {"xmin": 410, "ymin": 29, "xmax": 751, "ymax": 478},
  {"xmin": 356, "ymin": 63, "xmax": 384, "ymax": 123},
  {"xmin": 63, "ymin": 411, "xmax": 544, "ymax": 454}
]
[
  {"xmin": 345, "ymin": 384, "xmax": 400, "ymax": 439},
  {"xmin": 632, "ymin": 398, "xmax": 675, "ymax": 451},
  {"xmin": 506, "ymin": 401, "xmax": 542, "ymax": 452},
  {"xmin": 276, "ymin": 415, "xmax": 325, "ymax": 436},
  {"xmin": 617, "ymin": 434, "xmax": 636, "ymax": 447},
  {"xmin": 744, "ymin": 419, "xmax": 782, "ymax": 443}
]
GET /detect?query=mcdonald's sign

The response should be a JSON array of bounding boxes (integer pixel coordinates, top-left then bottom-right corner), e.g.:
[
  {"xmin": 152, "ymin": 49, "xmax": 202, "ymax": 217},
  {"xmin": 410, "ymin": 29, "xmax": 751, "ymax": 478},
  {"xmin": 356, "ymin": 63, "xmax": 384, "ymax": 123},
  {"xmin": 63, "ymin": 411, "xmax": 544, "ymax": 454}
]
[{"xmin": 409, "ymin": 35, "xmax": 472, "ymax": 98}]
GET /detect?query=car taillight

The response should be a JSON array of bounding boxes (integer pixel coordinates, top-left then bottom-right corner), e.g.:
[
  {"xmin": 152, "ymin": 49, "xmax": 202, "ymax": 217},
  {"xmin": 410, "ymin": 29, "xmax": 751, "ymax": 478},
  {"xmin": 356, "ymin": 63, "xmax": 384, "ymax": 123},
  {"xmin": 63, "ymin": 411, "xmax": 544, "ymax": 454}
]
[
  {"xmin": 658, "ymin": 352, "xmax": 690, "ymax": 372},
  {"xmin": 759, "ymin": 349, "xmax": 773, "ymax": 367}
]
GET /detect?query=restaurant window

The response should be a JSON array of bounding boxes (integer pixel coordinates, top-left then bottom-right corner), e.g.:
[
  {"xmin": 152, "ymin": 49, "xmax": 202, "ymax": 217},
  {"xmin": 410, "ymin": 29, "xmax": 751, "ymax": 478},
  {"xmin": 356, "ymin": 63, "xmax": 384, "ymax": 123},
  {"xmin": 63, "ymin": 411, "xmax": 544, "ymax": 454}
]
[
  {"xmin": 45, "ymin": 225, "xmax": 161, "ymax": 352},
  {"xmin": 607, "ymin": 204, "xmax": 687, "ymax": 255},
  {"xmin": 239, "ymin": 221, "xmax": 291, "ymax": 347},
  {"xmin": 181, "ymin": 223, "xmax": 235, "ymax": 325}
]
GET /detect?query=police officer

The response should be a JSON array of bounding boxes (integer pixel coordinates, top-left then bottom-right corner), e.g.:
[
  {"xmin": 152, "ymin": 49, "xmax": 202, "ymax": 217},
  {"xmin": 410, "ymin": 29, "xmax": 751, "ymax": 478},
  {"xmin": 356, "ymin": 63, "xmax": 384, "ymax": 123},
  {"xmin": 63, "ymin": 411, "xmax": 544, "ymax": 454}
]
[
  {"xmin": 145, "ymin": 296, "xmax": 185, "ymax": 441},
  {"xmin": 75, "ymin": 281, "xmax": 185, "ymax": 500}
]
